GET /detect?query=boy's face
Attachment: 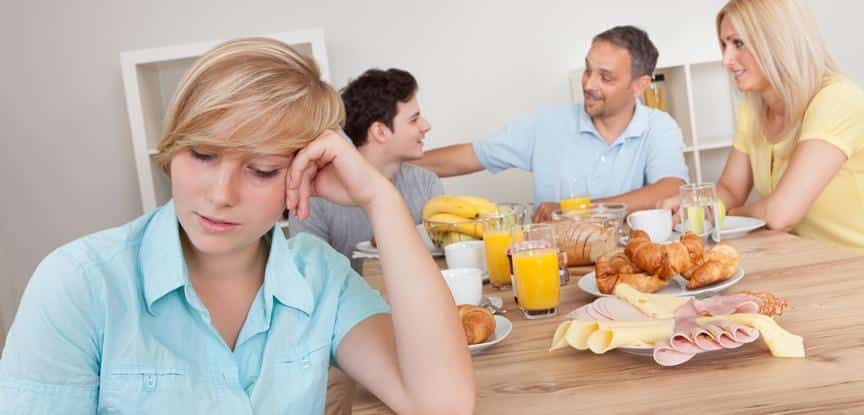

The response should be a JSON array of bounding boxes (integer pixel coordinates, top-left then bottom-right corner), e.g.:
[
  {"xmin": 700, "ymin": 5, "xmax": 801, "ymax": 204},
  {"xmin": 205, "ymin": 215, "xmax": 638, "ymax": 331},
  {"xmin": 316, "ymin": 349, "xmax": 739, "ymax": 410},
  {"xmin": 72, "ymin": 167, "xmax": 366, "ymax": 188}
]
[
  {"xmin": 382, "ymin": 95, "xmax": 431, "ymax": 161},
  {"xmin": 170, "ymin": 147, "xmax": 291, "ymax": 258}
]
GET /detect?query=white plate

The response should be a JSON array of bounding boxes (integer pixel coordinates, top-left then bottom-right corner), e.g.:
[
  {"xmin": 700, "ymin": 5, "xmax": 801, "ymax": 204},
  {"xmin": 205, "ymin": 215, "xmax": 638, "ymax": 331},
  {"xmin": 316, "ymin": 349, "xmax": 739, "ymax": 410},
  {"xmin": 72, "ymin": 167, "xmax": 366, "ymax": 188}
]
[
  {"xmin": 355, "ymin": 240, "xmax": 378, "ymax": 255},
  {"xmin": 468, "ymin": 315, "xmax": 512, "ymax": 355},
  {"xmin": 617, "ymin": 346, "xmax": 654, "ymax": 356},
  {"xmin": 673, "ymin": 224, "xmax": 713, "ymax": 240},
  {"xmin": 720, "ymin": 216, "xmax": 766, "ymax": 239},
  {"xmin": 577, "ymin": 268, "xmax": 746, "ymax": 298},
  {"xmin": 355, "ymin": 240, "xmax": 444, "ymax": 257}
]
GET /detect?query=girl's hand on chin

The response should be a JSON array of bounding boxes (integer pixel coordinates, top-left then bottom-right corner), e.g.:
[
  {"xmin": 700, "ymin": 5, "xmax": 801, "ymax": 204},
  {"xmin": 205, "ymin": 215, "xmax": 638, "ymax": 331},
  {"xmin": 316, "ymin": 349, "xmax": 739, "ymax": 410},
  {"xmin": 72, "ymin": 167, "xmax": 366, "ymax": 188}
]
[{"xmin": 286, "ymin": 130, "xmax": 391, "ymax": 220}]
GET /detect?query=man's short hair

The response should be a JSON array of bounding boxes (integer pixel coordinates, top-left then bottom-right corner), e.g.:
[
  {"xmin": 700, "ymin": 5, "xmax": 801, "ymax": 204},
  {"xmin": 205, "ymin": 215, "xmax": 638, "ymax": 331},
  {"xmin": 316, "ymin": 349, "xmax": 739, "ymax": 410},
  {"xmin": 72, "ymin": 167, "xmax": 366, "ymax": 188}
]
[
  {"xmin": 593, "ymin": 26, "xmax": 659, "ymax": 80},
  {"xmin": 340, "ymin": 68, "xmax": 418, "ymax": 147}
]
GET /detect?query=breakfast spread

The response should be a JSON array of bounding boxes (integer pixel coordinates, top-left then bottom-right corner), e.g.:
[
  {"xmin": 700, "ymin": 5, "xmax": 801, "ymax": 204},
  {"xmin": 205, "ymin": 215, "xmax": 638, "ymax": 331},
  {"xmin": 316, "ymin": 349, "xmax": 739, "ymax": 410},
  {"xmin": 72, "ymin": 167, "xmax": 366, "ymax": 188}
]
[
  {"xmin": 595, "ymin": 230, "xmax": 741, "ymax": 293},
  {"xmin": 550, "ymin": 283, "xmax": 803, "ymax": 366},
  {"xmin": 458, "ymin": 304, "xmax": 496, "ymax": 345}
]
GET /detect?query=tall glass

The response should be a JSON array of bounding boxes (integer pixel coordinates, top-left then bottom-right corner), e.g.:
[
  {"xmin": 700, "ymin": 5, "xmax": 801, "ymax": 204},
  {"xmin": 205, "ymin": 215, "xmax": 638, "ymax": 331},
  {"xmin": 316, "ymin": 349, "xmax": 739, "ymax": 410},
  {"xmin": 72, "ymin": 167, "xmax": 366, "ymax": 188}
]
[
  {"xmin": 510, "ymin": 224, "xmax": 560, "ymax": 319},
  {"xmin": 483, "ymin": 207, "xmax": 521, "ymax": 289},
  {"xmin": 560, "ymin": 176, "xmax": 591, "ymax": 213},
  {"xmin": 679, "ymin": 183, "xmax": 721, "ymax": 242}
]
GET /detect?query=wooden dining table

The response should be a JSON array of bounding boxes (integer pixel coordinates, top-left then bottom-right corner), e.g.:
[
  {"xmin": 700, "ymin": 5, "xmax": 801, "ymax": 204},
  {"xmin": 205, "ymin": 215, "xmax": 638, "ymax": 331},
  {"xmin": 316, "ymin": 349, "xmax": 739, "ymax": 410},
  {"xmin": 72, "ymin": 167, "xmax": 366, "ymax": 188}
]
[{"xmin": 350, "ymin": 230, "xmax": 864, "ymax": 414}]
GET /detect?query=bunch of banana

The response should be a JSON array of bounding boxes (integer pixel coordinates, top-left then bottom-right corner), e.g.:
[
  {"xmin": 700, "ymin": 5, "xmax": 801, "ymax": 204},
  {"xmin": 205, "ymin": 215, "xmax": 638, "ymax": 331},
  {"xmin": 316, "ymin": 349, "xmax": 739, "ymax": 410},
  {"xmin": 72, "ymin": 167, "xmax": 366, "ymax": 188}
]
[{"xmin": 422, "ymin": 195, "xmax": 498, "ymax": 244}]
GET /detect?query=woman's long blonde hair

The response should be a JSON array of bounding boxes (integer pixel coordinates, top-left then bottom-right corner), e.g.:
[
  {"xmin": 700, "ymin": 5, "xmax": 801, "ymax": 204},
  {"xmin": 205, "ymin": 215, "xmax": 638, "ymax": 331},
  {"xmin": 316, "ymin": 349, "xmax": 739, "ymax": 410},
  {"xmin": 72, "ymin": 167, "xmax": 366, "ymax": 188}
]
[
  {"xmin": 717, "ymin": 0, "xmax": 838, "ymax": 147},
  {"xmin": 156, "ymin": 37, "xmax": 344, "ymax": 172}
]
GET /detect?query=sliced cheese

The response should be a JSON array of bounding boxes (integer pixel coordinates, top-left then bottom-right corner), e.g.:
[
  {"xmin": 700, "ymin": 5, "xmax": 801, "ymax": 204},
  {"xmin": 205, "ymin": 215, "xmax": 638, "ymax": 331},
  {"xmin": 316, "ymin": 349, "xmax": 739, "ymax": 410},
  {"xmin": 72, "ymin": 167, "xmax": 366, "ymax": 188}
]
[
  {"xmin": 698, "ymin": 314, "xmax": 805, "ymax": 358},
  {"xmin": 586, "ymin": 320, "xmax": 675, "ymax": 354},
  {"xmin": 549, "ymin": 319, "xmax": 674, "ymax": 354},
  {"xmin": 566, "ymin": 320, "xmax": 601, "ymax": 350},
  {"xmin": 613, "ymin": 283, "xmax": 692, "ymax": 319},
  {"xmin": 549, "ymin": 320, "xmax": 572, "ymax": 351}
]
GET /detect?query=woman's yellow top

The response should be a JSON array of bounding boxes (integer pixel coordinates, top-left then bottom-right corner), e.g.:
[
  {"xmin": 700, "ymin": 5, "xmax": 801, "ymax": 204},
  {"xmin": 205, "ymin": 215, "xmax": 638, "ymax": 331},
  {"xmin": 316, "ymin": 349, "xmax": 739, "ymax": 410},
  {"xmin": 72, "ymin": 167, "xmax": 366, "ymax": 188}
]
[{"xmin": 732, "ymin": 75, "xmax": 864, "ymax": 252}]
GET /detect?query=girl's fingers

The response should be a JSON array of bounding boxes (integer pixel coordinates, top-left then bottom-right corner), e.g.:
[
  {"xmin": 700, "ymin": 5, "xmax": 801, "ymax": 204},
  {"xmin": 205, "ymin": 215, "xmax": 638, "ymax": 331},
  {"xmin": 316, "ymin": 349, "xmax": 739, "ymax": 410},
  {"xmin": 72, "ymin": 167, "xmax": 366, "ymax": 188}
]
[
  {"xmin": 285, "ymin": 171, "xmax": 299, "ymax": 213},
  {"xmin": 288, "ymin": 137, "xmax": 329, "ymax": 189},
  {"xmin": 296, "ymin": 163, "xmax": 319, "ymax": 220}
]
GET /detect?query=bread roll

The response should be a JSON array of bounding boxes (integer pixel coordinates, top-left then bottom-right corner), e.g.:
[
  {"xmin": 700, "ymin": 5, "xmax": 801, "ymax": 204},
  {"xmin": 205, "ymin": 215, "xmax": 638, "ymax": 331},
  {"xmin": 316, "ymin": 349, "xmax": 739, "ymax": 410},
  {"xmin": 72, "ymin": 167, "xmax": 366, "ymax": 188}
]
[{"xmin": 457, "ymin": 304, "xmax": 496, "ymax": 345}]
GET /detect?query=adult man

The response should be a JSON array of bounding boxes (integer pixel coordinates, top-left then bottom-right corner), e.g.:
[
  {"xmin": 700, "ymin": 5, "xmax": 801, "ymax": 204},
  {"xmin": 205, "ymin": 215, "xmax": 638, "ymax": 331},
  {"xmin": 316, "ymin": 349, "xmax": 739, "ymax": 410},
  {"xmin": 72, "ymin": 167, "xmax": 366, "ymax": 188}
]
[
  {"xmin": 289, "ymin": 68, "xmax": 443, "ymax": 271},
  {"xmin": 414, "ymin": 26, "xmax": 689, "ymax": 221}
]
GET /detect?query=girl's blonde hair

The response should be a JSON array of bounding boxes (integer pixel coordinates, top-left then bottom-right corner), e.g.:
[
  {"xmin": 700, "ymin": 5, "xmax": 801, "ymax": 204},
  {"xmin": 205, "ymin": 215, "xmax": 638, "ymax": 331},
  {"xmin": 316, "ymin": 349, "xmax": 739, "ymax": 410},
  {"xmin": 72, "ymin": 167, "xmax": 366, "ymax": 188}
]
[
  {"xmin": 717, "ymin": 0, "xmax": 838, "ymax": 148},
  {"xmin": 156, "ymin": 37, "xmax": 345, "ymax": 172}
]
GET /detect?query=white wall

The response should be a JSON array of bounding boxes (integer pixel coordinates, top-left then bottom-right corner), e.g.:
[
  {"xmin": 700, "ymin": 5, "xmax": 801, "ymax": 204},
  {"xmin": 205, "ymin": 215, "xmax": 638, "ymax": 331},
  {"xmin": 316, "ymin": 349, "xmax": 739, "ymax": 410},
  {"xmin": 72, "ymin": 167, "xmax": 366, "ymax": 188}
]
[{"xmin": 1, "ymin": 0, "xmax": 862, "ymax": 346}]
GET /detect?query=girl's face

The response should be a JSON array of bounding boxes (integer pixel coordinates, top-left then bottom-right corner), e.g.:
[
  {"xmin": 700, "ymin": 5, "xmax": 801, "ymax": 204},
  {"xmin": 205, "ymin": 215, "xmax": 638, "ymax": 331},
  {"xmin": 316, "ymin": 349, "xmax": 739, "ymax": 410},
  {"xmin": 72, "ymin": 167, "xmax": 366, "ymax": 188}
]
[
  {"xmin": 170, "ymin": 146, "xmax": 292, "ymax": 258},
  {"xmin": 719, "ymin": 17, "xmax": 771, "ymax": 93}
]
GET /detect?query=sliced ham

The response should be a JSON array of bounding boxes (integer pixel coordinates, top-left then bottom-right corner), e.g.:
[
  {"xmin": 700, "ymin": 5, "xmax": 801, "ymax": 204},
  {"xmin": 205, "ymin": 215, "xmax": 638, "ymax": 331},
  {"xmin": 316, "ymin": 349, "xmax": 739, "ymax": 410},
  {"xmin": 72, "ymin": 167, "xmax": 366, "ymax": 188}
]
[
  {"xmin": 678, "ymin": 294, "xmax": 761, "ymax": 318},
  {"xmin": 595, "ymin": 296, "xmax": 652, "ymax": 321},
  {"xmin": 566, "ymin": 297, "xmax": 651, "ymax": 322},
  {"xmin": 653, "ymin": 339, "xmax": 696, "ymax": 366},
  {"xmin": 653, "ymin": 319, "xmax": 760, "ymax": 366}
]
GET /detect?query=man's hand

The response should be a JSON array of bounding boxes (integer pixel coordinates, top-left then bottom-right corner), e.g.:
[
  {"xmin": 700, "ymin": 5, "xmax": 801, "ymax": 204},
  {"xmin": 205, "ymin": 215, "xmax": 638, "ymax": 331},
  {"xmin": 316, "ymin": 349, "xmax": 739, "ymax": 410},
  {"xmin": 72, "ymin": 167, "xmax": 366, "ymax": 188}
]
[{"xmin": 532, "ymin": 202, "xmax": 560, "ymax": 223}]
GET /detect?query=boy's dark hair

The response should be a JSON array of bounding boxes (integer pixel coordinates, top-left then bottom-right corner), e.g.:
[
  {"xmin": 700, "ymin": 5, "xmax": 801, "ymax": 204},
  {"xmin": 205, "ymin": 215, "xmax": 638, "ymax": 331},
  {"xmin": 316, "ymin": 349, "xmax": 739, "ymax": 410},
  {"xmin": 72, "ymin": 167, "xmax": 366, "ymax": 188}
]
[
  {"xmin": 593, "ymin": 25, "xmax": 659, "ymax": 80},
  {"xmin": 341, "ymin": 68, "xmax": 418, "ymax": 147}
]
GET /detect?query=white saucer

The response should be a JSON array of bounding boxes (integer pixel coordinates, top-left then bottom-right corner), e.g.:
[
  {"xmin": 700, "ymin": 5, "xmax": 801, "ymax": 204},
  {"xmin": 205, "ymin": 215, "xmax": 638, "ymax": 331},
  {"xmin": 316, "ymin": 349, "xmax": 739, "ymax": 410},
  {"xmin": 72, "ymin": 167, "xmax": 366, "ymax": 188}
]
[
  {"xmin": 578, "ymin": 268, "xmax": 746, "ymax": 299},
  {"xmin": 720, "ymin": 216, "xmax": 766, "ymax": 239},
  {"xmin": 468, "ymin": 315, "xmax": 512, "ymax": 355}
]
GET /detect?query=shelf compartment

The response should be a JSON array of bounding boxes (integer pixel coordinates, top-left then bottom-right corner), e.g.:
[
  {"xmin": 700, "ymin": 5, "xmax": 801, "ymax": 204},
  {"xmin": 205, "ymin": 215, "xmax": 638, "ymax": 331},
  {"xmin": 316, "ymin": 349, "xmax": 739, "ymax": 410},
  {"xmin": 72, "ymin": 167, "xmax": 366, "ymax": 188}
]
[{"xmin": 689, "ymin": 61, "xmax": 737, "ymax": 145}]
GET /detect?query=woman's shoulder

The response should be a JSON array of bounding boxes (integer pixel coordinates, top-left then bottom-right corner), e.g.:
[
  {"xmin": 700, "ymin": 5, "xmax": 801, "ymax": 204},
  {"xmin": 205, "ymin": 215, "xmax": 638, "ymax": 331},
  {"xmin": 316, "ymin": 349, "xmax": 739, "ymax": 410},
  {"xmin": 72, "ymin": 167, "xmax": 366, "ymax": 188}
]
[{"xmin": 811, "ymin": 75, "xmax": 864, "ymax": 109}]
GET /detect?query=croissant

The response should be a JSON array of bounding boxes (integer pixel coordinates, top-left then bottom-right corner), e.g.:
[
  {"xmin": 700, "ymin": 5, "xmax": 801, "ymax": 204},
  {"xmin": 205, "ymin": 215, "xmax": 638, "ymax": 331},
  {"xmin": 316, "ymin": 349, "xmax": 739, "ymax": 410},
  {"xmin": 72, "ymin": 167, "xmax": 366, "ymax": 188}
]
[
  {"xmin": 617, "ymin": 273, "xmax": 669, "ymax": 293},
  {"xmin": 595, "ymin": 254, "xmax": 630, "ymax": 294},
  {"xmin": 457, "ymin": 304, "xmax": 496, "ymax": 345},
  {"xmin": 624, "ymin": 230, "xmax": 691, "ymax": 279},
  {"xmin": 595, "ymin": 253, "xmax": 669, "ymax": 294},
  {"xmin": 679, "ymin": 232, "xmax": 704, "ymax": 278},
  {"xmin": 682, "ymin": 242, "xmax": 740, "ymax": 289}
]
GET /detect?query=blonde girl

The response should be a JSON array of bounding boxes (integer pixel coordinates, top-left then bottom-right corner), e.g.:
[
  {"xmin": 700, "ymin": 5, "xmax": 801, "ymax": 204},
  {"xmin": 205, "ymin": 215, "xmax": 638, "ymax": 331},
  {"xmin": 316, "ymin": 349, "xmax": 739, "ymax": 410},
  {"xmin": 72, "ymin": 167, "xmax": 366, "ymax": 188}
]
[{"xmin": 0, "ymin": 38, "xmax": 475, "ymax": 414}]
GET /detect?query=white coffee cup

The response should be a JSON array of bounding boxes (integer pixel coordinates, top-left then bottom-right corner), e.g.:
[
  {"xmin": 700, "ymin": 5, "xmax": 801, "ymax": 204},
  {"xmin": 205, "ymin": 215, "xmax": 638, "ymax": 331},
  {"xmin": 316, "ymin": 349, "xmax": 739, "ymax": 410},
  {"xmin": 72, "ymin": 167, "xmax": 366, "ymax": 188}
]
[
  {"xmin": 441, "ymin": 268, "xmax": 483, "ymax": 305},
  {"xmin": 444, "ymin": 240, "xmax": 487, "ymax": 274},
  {"xmin": 626, "ymin": 208, "xmax": 673, "ymax": 242}
]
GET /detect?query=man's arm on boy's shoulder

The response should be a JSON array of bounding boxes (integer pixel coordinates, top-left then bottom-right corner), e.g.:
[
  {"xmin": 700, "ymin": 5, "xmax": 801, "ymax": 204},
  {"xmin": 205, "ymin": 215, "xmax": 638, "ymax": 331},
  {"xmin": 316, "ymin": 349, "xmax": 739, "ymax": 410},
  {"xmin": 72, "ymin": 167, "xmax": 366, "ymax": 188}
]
[{"xmin": 412, "ymin": 144, "xmax": 485, "ymax": 177}]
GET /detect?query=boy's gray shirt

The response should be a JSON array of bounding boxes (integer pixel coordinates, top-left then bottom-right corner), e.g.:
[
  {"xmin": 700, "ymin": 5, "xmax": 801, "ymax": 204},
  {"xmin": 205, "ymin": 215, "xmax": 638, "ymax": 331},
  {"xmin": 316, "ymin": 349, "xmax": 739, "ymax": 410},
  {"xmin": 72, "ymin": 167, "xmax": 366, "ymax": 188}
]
[{"xmin": 288, "ymin": 163, "xmax": 444, "ymax": 272}]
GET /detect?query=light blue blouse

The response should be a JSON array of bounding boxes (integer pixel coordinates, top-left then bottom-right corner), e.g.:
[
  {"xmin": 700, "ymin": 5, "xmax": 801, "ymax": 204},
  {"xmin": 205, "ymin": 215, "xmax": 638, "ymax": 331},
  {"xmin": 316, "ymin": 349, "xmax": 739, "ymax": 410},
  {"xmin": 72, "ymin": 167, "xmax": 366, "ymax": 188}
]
[{"xmin": 0, "ymin": 201, "xmax": 389, "ymax": 414}]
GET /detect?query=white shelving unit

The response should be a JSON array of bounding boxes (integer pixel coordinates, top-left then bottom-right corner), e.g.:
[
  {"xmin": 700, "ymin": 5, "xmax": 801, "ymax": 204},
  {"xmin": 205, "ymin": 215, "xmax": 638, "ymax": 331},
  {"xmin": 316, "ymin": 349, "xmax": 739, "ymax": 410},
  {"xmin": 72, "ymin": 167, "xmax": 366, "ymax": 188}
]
[
  {"xmin": 121, "ymin": 29, "xmax": 330, "ymax": 214},
  {"xmin": 569, "ymin": 60, "xmax": 739, "ymax": 184}
]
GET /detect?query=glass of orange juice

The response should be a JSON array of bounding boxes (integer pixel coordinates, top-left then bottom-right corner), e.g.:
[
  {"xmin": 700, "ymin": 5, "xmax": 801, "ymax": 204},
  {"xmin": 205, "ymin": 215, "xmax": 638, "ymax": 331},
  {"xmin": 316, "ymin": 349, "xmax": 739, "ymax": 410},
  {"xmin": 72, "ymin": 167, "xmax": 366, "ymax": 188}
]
[
  {"xmin": 482, "ymin": 207, "xmax": 521, "ymax": 289},
  {"xmin": 510, "ymin": 224, "xmax": 560, "ymax": 319},
  {"xmin": 560, "ymin": 176, "xmax": 591, "ymax": 213}
]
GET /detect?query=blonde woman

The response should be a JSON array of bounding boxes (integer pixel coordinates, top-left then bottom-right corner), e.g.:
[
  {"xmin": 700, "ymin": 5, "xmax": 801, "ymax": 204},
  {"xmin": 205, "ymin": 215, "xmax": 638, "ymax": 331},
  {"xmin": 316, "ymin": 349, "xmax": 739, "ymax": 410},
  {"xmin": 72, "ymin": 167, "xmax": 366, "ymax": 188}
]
[
  {"xmin": 0, "ymin": 38, "xmax": 475, "ymax": 414},
  {"xmin": 664, "ymin": 0, "xmax": 864, "ymax": 252}
]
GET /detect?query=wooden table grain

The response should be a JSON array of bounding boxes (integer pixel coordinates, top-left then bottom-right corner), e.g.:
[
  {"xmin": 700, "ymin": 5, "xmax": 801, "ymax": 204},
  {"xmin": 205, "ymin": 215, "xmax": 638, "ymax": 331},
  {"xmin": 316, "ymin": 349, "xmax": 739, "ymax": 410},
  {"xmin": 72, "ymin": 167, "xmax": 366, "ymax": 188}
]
[{"xmin": 351, "ymin": 231, "xmax": 864, "ymax": 414}]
